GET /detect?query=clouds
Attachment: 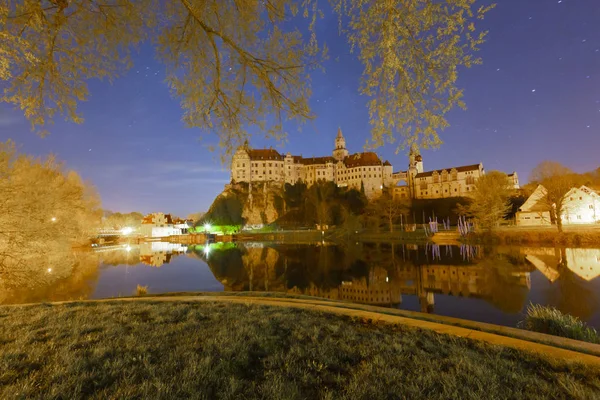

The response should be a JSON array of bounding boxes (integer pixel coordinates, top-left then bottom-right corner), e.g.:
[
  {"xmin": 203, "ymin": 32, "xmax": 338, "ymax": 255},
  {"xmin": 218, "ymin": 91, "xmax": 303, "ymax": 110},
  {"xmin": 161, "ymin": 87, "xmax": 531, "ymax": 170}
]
[{"xmin": 94, "ymin": 159, "xmax": 230, "ymax": 191}]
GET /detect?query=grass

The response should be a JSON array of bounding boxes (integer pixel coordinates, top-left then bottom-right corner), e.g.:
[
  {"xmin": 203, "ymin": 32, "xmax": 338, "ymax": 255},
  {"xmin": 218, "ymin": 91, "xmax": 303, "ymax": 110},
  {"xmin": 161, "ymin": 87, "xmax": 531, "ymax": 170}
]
[
  {"xmin": 519, "ymin": 304, "xmax": 600, "ymax": 344},
  {"xmin": 467, "ymin": 228, "xmax": 600, "ymax": 246},
  {"xmin": 1, "ymin": 301, "xmax": 600, "ymax": 399}
]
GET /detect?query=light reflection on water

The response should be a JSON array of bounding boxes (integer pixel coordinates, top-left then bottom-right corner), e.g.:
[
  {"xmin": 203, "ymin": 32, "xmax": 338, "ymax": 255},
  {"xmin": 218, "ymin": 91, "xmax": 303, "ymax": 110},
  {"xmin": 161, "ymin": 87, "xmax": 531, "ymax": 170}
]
[{"xmin": 2, "ymin": 242, "xmax": 599, "ymax": 329}]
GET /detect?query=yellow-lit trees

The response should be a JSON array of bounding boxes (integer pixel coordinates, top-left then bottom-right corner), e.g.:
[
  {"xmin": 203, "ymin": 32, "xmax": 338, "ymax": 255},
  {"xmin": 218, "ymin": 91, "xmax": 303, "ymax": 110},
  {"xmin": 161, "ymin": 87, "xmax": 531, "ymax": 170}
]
[
  {"xmin": 365, "ymin": 191, "xmax": 411, "ymax": 233},
  {"xmin": 0, "ymin": 140, "xmax": 101, "ymax": 293},
  {"xmin": 1, "ymin": 1, "xmax": 493, "ymax": 156},
  {"xmin": 459, "ymin": 171, "xmax": 513, "ymax": 232}
]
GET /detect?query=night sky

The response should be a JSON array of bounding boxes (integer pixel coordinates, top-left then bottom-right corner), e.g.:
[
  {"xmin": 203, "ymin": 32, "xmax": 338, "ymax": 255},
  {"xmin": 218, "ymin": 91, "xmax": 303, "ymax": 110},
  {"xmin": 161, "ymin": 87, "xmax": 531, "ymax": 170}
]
[{"xmin": 1, "ymin": 0, "xmax": 599, "ymax": 217}]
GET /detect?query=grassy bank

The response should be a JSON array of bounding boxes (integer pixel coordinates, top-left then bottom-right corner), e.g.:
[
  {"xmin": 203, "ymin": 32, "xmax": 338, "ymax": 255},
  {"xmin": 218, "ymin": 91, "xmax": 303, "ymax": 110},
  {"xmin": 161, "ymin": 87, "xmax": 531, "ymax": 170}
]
[
  {"xmin": 466, "ymin": 227, "xmax": 600, "ymax": 246},
  {"xmin": 2, "ymin": 301, "xmax": 600, "ymax": 399}
]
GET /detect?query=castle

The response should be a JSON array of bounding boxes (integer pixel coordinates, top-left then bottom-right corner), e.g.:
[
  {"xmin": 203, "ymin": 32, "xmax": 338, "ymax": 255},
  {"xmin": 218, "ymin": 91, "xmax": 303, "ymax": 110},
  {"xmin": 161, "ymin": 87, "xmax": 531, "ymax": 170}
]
[{"xmin": 230, "ymin": 128, "xmax": 519, "ymax": 199}]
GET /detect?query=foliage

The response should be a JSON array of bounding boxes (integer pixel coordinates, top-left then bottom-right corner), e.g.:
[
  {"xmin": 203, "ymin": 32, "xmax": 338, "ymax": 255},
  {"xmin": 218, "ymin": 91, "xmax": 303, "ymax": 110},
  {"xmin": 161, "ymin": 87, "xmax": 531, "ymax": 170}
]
[
  {"xmin": 458, "ymin": 171, "xmax": 513, "ymax": 232},
  {"xmin": 201, "ymin": 191, "xmax": 246, "ymax": 226},
  {"xmin": 364, "ymin": 192, "xmax": 411, "ymax": 232},
  {"xmin": 333, "ymin": 0, "xmax": 495, "ymax": 152},
  {"xmin": 305, "ymin": 181, "xmax": 338, "ymax": 226},
  {"xmin": 519, "ymin": 304, "xmax": 600, "ymax": 344},
  {"xmin": 2, "ymin": 0, "xmax": 493, "ymax": 156},
  {"xmin": 283, "ymin": 181, "xmax": 308, "ymax": 209},
  {"xmin": 0, "ymin": 140, "xmax": 102, "ymax": 295},
  {"xmin": 135, "ymin": 284, "xmax": 148, "ymax": 296},
  {"xmin": 529, "ymin": 161, "xmax": 585, "ymax": 232},
  {"xmin": 1, "ymin": 301, "xmax": 599, "ymax": 399},
  {"xmin": 102, "ymin": 211, "xmax": 143, "ymax": 229},
  {"xmin": 187, "ymin": 212, "xmax": 205, "ymax": 223}
]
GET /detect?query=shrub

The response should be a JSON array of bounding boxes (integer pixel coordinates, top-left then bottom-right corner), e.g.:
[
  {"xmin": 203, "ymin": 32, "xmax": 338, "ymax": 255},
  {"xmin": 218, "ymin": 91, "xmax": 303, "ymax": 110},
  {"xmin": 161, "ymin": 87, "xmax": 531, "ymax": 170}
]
[
  {"xmin": 136, "ymin": 285, "xmax": 148, "ymax": 296},
  {"xmin": 518, "ymin": 304, "xmax": 600, "ymax": 344}
]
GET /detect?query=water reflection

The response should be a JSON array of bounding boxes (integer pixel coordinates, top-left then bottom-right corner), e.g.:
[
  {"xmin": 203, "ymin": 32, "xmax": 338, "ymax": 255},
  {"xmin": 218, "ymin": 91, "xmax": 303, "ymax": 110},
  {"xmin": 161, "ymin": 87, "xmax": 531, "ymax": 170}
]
[
  {"xmin": 197, "ymin": 243, "xmax": 533, "ymax": 314},
  {"xmin": 522, "ymin": 247, "xmax": 599, "ymax": 320},
  {"xmin": 2, "ymin": 242, "xmax": 600, "ymax": 328}
]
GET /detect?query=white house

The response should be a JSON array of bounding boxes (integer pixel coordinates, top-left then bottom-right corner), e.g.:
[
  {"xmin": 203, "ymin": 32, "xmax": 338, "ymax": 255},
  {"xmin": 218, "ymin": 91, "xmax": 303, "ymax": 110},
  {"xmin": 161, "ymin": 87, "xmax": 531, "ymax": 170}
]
[
  {"xmin": 139, "ymin": 242, "xmax": 187, "ymax": 267},
  {"xmin": 516, "ymin": 185, "xmax": 600, "ymax": 226},
  {"xmin": 561, "ymin": 186, "xmax": 600, "ymax": 224},
  {"xmin": 516, "ymin": 185, "xmax": 552, "ymax": 226},
  {"xmin": 140, "ymin": 213, "xmax": 190, "ymax": 238}
]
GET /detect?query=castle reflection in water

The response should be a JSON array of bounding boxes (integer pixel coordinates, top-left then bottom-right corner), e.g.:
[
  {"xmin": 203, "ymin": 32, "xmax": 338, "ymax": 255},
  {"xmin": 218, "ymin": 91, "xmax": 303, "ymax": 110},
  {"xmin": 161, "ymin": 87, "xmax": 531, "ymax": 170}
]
[
  {"xmin": 137, "ymin": 241, "xmax": 599, "ymax": 315},
  {"xmin": 2, "ymin": 241, "xmax": 599, "ymax": 326}
]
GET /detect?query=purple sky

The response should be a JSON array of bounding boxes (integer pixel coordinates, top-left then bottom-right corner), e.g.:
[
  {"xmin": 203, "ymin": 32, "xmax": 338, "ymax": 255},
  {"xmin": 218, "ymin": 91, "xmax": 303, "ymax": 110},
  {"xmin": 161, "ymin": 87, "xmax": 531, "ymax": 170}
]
[{"xmin": 1, "ymin": 0, "xmax": 599, "ymax": 217}]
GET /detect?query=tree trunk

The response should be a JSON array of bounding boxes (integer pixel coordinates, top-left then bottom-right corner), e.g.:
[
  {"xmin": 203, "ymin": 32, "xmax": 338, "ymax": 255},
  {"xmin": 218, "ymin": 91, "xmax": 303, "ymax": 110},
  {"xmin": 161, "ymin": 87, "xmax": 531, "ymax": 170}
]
[{"xmin": 555, "ymin": 205, "xmax": 563, "ymax": 233}]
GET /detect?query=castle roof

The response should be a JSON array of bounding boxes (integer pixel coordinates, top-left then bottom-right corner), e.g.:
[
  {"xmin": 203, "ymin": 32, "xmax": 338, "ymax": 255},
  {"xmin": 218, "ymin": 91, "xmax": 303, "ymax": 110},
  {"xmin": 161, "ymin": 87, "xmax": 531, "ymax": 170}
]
[
  {"xmin": 415, "ymin": 163, "xmax": 481, "ymax": 178},
  {"xmin": 300, "ymin": 156, "xmax": 336, "ymax": 165},
  {"xmin": 336, "ymin": 127, "xmax": 344, "ymax": 138},
  {"xmin": 247, "ymin": 149, "xmax": 283, "ymax": 160},
  {"xmin": 343, "ymin": 152, "xmax": 383, "ymax": 168}
]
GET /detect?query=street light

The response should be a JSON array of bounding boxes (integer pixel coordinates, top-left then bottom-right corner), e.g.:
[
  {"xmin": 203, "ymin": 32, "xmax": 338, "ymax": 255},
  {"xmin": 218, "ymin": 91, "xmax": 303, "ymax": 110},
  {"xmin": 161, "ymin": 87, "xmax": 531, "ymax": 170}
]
[
  {"xmin": 51, "ymin": 217, "xmax": 56, "ymax": 222},
  {"xmin": 204, "ymin": 223, "xmax": 211, "ymax": 233}
]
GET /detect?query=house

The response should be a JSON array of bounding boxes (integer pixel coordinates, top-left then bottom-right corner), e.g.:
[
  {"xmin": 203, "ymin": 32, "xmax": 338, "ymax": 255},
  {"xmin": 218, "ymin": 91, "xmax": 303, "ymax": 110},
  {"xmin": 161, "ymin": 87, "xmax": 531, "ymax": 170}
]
[
  {"xmin": 515, "ymin": 185, "xmax": 552, "ymax": 226},
  {"xmin": 561, "ymin": 186, "xmax": 600, "ymax": 224},
  {"xmin": 140, "ymin": 213, "xmax": 190, "ymax": 238},
  {"xmin": 516, "ymin": 185, "xmax": 600, "ymax": 226}
]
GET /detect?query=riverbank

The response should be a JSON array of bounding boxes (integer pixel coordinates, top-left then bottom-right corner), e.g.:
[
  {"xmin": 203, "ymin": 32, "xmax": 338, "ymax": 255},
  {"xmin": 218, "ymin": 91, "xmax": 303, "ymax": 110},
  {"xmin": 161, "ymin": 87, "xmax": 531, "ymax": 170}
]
[
  {"xmin": 466, "ymin": 226, "xmax": 600, "ymax": 246},
  {"xmin": 2, "ymin": 296, "xmax": 600, "ymax": 398}
]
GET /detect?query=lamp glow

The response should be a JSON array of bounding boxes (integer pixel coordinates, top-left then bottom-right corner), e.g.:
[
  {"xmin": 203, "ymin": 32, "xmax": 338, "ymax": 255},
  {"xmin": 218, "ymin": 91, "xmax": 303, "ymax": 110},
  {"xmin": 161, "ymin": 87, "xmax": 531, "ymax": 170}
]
[
  {"xmin": 204, "ymin": 223, "xmax": 211, "ymax": 232},
  {"xmin": 51, "ymin": 217, "xmax": 56, "ymax": 222},
  {"xmin": 121, "ymin": 227, "xmax": 133, "ymax": 235}
]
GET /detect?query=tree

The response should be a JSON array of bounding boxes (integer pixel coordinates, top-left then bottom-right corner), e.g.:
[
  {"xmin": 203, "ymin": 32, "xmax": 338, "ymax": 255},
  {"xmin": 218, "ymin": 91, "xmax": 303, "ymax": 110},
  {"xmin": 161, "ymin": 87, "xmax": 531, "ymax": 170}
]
[
  {"xmin": 102, "ymin": 211, "xmax": 143, "ymax": 229},
  {"xmin": 305, "ymin": 181, "xmax": 337, "ymax": 228},
  {"xmin": 2, "ymin": 1, "xmax": 493, "ymax": 156},
  {"xmin": 0, "ymin": 140, "xmax": 102, "ymax": 293},
  {"xmin": 529, "ymin": 161, "xmax": 583, "ymax": 232},
  {"xmin": 458, "ymin": 171, "xmax": 512, "ymax": 232},
  {"xmin": 365, "ymin": 192, "xmax": 410, "ymax": 233}
]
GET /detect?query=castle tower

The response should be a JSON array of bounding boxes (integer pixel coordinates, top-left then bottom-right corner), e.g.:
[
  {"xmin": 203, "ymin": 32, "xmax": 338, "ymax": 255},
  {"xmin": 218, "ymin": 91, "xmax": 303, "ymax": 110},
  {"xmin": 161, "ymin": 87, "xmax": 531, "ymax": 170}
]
[
  {"xmin": 408, "ymin": 143, "xmax": 423, "ymax": 174},
  {"xmin": 332, "ymin": 127, "xmax": 349, "ymax": 161},
  {"xmin": 407, "ymin": 144, "xmax": 423, "ymax": 199}
]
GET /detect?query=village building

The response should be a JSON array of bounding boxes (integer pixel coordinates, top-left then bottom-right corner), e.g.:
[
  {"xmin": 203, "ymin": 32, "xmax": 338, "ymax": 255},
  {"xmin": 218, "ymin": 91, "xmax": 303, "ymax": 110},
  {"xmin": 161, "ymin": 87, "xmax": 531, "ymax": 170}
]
[
  {"xmin": 139, "ymin": 213, "xmax": 191, "ymax": 238},
  {"xmin": 231, "ymin": 128, "xmax": 519, "ymax": 200},
  {"xmin": 516, "ymin": 185, "xmax": 600, "ymax": 226}
]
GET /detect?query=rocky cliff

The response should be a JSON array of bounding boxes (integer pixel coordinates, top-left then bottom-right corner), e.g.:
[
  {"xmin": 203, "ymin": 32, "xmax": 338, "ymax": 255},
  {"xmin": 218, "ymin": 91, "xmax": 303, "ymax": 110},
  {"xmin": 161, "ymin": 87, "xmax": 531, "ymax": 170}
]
[{"xmin": 204, "ymin": 182, "xmax": 284, "ymax": 228}]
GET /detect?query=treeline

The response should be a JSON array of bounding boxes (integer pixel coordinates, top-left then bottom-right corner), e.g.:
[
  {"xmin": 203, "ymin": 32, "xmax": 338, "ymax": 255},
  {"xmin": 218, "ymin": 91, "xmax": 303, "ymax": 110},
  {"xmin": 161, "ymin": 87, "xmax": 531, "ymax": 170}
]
[{"xmin": 201, "ymin": 181, "xmax": 485, "ymax": 231}]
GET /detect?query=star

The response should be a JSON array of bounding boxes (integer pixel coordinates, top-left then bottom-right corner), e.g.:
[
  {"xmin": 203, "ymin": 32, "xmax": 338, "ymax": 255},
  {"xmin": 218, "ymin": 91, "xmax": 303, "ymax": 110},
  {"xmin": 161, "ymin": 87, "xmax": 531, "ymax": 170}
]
[
  {"xmin": 496, "ymin": 68, "xmax": 501, "ymax": 71},
  {"xmin": 88, "ymin": 148, "xmax": 92, "ymax": 152},
  {"xmin": 531, "ymin": 89, "xmax": 536, "ymax": 93}
]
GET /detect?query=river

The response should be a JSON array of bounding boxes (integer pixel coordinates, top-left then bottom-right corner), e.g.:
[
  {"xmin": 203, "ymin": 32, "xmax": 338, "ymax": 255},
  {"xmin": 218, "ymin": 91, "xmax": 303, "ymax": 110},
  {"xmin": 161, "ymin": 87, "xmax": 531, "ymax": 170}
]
[{"xmin": 2, "ymin": 242, "xmax": 599, "ymax": 329}]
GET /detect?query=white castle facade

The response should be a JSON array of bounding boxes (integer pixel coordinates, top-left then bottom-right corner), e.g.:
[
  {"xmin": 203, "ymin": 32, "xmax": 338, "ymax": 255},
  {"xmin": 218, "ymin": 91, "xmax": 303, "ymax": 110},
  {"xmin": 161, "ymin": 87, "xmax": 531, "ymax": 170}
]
[{"xmin": 230, "ymin": 129, "xmax": 519, "ymax": 199}]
